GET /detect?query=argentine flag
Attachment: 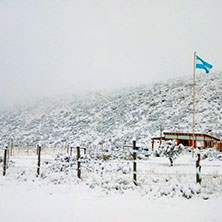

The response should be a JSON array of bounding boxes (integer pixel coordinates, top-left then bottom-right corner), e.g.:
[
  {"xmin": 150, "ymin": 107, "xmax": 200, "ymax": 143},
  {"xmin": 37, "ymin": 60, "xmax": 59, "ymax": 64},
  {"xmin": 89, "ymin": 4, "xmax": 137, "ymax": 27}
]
[{"xmin": 196, "ymin": 55, "xmax": 213, "ymax": 74}]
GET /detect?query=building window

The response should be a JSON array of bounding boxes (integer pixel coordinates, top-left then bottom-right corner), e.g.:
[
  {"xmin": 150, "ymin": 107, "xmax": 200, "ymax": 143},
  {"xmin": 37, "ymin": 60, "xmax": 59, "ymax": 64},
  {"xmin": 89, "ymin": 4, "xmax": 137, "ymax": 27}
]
[
  {"xmin": 179, "ymin": 140, "xmax": 189, "ymax": 146},
  {"xmin": 206, "ymin": 141, "xmax": 213, "ymax": 148}
]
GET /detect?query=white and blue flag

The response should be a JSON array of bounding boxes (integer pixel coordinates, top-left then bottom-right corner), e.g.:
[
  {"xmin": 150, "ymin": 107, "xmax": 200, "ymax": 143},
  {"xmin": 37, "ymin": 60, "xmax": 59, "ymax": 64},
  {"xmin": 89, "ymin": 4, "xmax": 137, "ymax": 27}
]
[{"xmin": 196, "ymin": 55, "xmax": 213, "ymax": 74}]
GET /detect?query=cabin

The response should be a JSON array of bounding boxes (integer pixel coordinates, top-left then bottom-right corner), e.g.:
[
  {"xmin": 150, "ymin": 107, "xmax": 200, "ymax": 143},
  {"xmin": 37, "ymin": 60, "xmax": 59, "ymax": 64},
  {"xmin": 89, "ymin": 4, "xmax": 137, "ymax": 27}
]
[
  {"xmin": 217, "ymin": 142, "xmax": 222, "ymax": 152},
  {"xmin": 152, "ymin": 132, "xmax": 220, "ymax": 150}
]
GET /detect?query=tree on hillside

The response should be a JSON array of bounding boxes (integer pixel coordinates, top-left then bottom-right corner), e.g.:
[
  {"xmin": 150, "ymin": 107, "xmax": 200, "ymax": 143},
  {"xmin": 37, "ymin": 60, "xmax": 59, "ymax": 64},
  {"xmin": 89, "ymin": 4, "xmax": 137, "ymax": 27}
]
[{"xmin": 158, "ymin": 140, "xmax": 184, "ymax": 166}]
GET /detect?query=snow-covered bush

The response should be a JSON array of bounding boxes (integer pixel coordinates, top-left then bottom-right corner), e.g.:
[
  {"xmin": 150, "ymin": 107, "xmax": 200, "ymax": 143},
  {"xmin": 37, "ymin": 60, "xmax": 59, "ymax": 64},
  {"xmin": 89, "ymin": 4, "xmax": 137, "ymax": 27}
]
[
  {"xmin": 202, "ymin": 147, "xmax": 222, "ymax": 161},
  {"xmin": 137, "ymin": 148, "xmax": 152, "ymax": 160},
  {"xmin": 44, "ymin": 154, "xmax": 76, "ymax": 174},
  {"xmin": 158, "ymin": 140, "xmax": 184, "ymax": 166}
]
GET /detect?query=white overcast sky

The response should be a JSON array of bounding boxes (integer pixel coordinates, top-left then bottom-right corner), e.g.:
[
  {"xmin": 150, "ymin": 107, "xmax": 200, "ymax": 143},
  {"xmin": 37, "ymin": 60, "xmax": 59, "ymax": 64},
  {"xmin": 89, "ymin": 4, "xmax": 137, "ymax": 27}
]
[{"xmin": 0, "ymin": 0, "xmax": 222, "ymax": 107}]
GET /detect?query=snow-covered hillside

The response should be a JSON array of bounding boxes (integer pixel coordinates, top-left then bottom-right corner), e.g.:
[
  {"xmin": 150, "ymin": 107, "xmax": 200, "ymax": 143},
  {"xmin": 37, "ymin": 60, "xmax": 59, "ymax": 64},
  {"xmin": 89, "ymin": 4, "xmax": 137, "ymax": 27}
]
[{"xmin": 0, "ymin": 73, "xmax": 221, "ymax": 147}]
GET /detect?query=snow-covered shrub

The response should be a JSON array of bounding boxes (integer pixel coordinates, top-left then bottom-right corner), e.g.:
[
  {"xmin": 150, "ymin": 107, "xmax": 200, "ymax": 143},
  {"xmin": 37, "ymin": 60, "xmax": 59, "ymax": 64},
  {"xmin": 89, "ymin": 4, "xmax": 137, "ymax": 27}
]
[
  {"xmin": 186, "ymin": 147, "xmax": 193, "ymax": 153},
  {"xmin": 202, "ymin": 147, "xmax": 222, "ymax": 161},
  {"xmin": 137, "ymin": 148, "xmax": 152, "ymax": 160},
  {"xmin": 158, "ymin": 140, "xmax": 184, "ymax": 166},
  {"xmin": 44, "ymin": 154, "xmax": 76, "ymax": 173}
]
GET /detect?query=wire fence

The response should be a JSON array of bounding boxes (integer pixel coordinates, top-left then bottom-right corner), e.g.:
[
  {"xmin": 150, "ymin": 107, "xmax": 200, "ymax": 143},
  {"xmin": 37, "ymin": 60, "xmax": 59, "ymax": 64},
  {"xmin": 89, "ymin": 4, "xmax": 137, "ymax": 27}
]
[{"xmin": 1, "ymin": 142, "xmax": 222, "ymax": 189}]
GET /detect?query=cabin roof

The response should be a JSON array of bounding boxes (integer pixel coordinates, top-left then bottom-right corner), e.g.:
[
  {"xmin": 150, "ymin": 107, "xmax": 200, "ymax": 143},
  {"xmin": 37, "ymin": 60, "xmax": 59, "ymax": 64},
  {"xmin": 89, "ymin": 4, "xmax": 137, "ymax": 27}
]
[{"xmin": 163, "ymin": 132, "xmax": 220, "ymax": 141}]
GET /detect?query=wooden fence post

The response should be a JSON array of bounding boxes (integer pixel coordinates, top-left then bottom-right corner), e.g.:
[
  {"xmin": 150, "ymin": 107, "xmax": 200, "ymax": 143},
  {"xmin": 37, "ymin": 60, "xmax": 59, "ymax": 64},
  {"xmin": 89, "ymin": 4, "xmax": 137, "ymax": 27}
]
[
  {"xmin": 3, "ymin": 146, "xmax": 8, "ymax": 176},
  {"xmin": 67, "ymin": 144, "xmax": 69, "ymax": 154},
  {"xmin": 77, "ymin": 146, "xmax": 81, "ymax": 179},
  {"xmin": 70, "ymin": 147, "xmax": 73, "ymax": 156},
  {"xmin": 133, "ymin": 140, "xmax": 137, "ymax": 186},
  {"xmin": 37, "ymin": 145, "xmax": 41, "ymax": 176},
  {"xmin": 196, "ymin": 153, "xmax": 202, "ymax": 184}
]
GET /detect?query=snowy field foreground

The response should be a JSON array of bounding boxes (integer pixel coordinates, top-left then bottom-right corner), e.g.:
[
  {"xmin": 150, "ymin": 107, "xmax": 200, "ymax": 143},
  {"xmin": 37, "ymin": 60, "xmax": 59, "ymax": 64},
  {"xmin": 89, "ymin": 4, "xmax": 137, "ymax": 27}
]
[
  {"xmin": 1, "ymin": 151, "xmax": 222, "ymax": 222},
  {"xmin": 0, "ymin": 182, "xmax": 222, "ymax": 222}
]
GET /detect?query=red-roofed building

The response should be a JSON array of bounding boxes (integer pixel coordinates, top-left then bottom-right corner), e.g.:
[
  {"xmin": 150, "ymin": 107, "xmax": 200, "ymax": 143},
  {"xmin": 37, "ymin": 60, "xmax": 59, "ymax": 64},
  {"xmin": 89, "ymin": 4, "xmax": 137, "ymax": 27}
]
[{"xmin": 152, "ymin": 132, "xmax": 220, "ymax": 150}]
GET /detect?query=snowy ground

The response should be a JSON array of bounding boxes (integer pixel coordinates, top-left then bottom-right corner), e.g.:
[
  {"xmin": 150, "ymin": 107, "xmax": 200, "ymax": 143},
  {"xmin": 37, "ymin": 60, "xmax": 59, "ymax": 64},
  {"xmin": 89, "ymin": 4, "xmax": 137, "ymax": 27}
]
[
  {"xmin": 1, "ymin": 150, "xmax": 222, "ymax": 222},
  {"xmin": 0, "ymin": 182, "xmax": 221, "ymax": 222}
]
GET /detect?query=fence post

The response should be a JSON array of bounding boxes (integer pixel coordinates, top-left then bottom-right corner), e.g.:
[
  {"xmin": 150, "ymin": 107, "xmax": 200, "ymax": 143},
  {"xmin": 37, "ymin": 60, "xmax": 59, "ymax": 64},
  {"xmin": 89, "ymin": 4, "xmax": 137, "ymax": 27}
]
[
  {"xmin": 37, "ymin": 145, "xmax": 41, "ymax": 176},
  {"xmin": 3, "ymin": 146, "xmax": 8, "ymax": 176},
  {"xmin": 77, "ymin": 146, "xmax": 81, "ymax": 179},
  {"xmin": 67, "ymin": 144, "xmax": 69, "ymax": 154},
  {"xmin": 70, "ymin": 147, "xmax": 73, "ymax": 156},
  {"xmin": 133, "ymin": 140, "xmax": 137, "ymax": 186},
  {"xmin": 196, "ymin": 153, "xmax": 202, "ymax": 184}
]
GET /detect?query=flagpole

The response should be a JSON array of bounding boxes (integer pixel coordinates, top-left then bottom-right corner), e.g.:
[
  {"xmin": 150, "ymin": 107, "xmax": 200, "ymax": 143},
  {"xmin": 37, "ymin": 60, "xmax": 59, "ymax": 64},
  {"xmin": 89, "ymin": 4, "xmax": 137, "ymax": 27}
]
[{"xmin": 192, "ymin": 51, "xmax": 197, "ymax": 158}]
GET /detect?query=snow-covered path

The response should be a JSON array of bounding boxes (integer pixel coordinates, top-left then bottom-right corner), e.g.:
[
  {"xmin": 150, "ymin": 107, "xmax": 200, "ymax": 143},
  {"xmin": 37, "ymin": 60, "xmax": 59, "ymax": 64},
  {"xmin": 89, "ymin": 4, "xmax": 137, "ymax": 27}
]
[{"xmin": 0, "ymin": 183, "xmax": 221, "ymax": 222}]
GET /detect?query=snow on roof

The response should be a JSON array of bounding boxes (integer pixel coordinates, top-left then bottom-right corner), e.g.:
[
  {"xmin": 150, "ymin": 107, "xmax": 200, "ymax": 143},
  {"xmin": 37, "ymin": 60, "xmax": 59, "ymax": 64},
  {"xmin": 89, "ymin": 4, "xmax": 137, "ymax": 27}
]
[{"xmin": 163, "ymin": 132, "xmax": 220, "ymax": 141}]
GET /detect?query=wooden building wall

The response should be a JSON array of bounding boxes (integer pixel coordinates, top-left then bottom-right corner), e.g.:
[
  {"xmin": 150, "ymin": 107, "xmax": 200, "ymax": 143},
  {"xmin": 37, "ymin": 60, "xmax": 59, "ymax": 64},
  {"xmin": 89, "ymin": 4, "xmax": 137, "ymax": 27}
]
[{"xmin": 217, "ymin": 142, "xmax": 222, "ymax": 152}]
